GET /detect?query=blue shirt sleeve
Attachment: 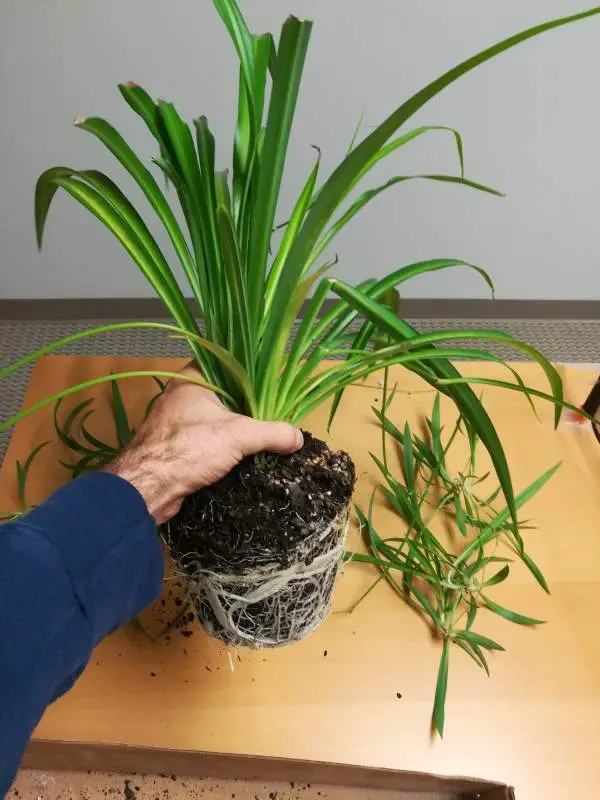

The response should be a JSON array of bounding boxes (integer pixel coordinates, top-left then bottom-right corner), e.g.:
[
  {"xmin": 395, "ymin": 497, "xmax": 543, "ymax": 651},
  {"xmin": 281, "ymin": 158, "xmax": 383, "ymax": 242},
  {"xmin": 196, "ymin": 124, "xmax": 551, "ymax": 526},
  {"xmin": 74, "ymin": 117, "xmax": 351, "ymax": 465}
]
[{"xmin": 0, "ymin": 472, "xmax": 164, "ymax": 794}]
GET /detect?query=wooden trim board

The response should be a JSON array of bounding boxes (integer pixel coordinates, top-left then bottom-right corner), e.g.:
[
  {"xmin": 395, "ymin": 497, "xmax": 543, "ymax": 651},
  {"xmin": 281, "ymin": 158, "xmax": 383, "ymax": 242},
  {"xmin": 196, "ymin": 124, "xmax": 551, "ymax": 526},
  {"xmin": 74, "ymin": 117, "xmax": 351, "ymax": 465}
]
[
  {"xmin": 22, "ymin": 741, "xmax": 511, "ymax": 798},
  {"xmin": 1, "ymin": 297, "xmax": 600, "ymax": 320}
]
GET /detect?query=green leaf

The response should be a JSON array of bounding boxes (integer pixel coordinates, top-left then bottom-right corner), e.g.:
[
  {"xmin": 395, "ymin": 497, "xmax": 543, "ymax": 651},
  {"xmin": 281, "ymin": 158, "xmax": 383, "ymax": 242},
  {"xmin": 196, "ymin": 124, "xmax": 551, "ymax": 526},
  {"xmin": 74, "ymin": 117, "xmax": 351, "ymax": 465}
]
[
  {"xmin": 327, "ymin": 317, "xmax": 375, "ymax": 430},
  {"xmin": 454, "ymin": 637, "xmax": 489, "ymax": 676},
  {"xmin": 327, "ymin": 281, "xmax": 522, "ymax": 530},
  {"xmin": 36, "ymin": 171, "xmax": 210, "ymax": 375},
  {"xmin": 353, "ymin": 125, "xmax": 466, "ymax": 183},
  {"xmin": 248, "ymin": 15, "xmax": 313, "ymax": 331},
  {"xmin": 80, "ymin": 416, "xmax": 118, "ymax": 455},
  {"xmin": 233, "ymin": 32, "xmax": 273, "ymax": 229},
  {"xmin": 0, "ymin": 370, "xmax": 234, "ymax": 436},
  {"xmin": 213, "ymin": 0, "xmax": 256, "ymax": 121},
  {"xmin": 215, "ymin": 169, "xmax": 233, "ymax": 212},
  {"xmin": 345, "ymin": 111, "xmax": 365, "ymax": 155},
  {"xmin": 281, "ymin": 256, "xmax": 495, "ymax": 420},
  {"xmin": 194, "ymin": 116, "xmax": 224, "ymax": 304},
  {"xmin": 216, "ymin": 204, "xmax": 254, "ymax": 373},
  {"xmin": 453, "ymin": 496, "xmax": 468, "ymax": 537},
  {"xmin": 70, "ymin": 117, "xmax": 201, "ymax": 302},
  {"xmin": 110, "ymin": 378, "xmax": 134, "ymax": 448},
  {"xmin": 278, "ymin": 4, "xmax": 600, "ymax": 325},
  {"xmin": 0, "ymin": 320, "xmax": 257, "ymax": 418},
  {"xmin": 481, "ymin": 595, "xmax": 545, "ymax": 626},
  {"xmin": 361, "ymin": 325, "xmax": 562, "ymax": 420},
  {"xmin": 459, "ymin": 630, "xmax": 505, "ymax": 651},
  {"xmin": 454, "ymin": 462, "xmax": 561, "ymax": 569},
  {"xmin": 264, "ymin": 147, "xmax": 321, "ymax": 321},
  {"xmin": 118, "ymin": 82, "xmax": 164, "ymax": 143},
  {"xmin": 372, "ymin": 407, "xmax": 403, "ymax": 444},
  {"xmin": 466, "ymin": 597, "xmax": 478, "ymax": 631},
  {"xmin": 143, "ymin": 379, "xmax": 166, "ymax": 420},
  {"xmin": 35, "ymin": 166, "xmax": 77, "ymax": 249},
  {"xmin": 373, "ymin": 287, "xmax": 401, "ymax": 343},
  {"xmin": 250, "ymin": 33, "xmax": 273, "ymax": 132},
  {"xmin": 311, "ymin": 173, "xmax": 503, "ymax": 267},
  {"xmin": 156, "ymin": 101, "xmax": 214, "ymax": 291},
  {"xmin": 16, "ymin": 441, "xmax": 49, "ymax": 510},
  {"xmin": 482, "ymin": 564, "xmax": 510, "ymax": 587},
  {"xmin": 53, "ymin": 397, "xmax": 96, "ymax": 456},
  {"xmin": 410, "ymin": 585, "xmax": 441, "ymax": 624},
  {"xmin": 402, "ymin": 422, "xmax": 415, "ymax": 491},
  {"xmin": 519, "ymin": 549, "xmax": 550, "ymax": 595},
  {"xmin": 433, "ymin": 639, "xmax": 450, "ymax": 737}
]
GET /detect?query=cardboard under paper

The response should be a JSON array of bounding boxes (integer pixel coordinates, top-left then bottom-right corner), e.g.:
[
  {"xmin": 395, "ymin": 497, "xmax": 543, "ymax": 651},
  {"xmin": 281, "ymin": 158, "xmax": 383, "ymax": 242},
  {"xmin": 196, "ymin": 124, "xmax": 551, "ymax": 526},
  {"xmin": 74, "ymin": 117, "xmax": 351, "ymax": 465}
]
[{"xmin": 1, "ymin": 355, "xmax": 599, "ymax": 799}]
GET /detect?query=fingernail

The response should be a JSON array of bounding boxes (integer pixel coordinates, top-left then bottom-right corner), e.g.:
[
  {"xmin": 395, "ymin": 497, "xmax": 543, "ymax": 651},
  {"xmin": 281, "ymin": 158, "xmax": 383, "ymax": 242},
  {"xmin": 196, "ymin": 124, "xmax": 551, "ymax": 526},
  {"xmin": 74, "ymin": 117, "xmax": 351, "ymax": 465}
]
[{"xmin": 295, "ymin": 429, "xmax": 304, "ymax": 449}]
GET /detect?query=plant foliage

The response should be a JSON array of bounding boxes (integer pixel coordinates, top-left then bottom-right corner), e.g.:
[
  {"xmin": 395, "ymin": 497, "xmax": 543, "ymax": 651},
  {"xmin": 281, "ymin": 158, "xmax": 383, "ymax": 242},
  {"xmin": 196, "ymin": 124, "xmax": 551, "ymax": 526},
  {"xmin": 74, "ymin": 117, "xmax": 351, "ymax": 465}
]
[
  {"xmin": 348, "ymin": 394, "xmax": 559, "ymax": 736},
  {"xmin": 8, "ymin": 0, "xmax": 598, "ymax": 527},
  {"xmin": 53, "ymin": 377, "xmax": 165, "ymax": 478},
  {"xmin": 0, "ymin": 441, "xmax": 49, "ymax": 523}
]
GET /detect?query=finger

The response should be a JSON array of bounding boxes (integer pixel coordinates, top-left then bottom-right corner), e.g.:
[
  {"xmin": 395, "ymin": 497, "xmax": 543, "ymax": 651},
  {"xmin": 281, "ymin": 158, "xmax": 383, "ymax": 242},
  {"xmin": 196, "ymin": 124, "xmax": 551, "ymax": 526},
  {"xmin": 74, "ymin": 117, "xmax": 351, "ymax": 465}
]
[
  {"xmin": 170, "ymin": 362, "xmax": 223, "ymax": 406},
  {"xmin": 179, "ymin": 360, "xmax": 201, "ymax": 377},
  {"xmin": 235, "ymin": 419, "xmax": 304, "ymax": 457}
]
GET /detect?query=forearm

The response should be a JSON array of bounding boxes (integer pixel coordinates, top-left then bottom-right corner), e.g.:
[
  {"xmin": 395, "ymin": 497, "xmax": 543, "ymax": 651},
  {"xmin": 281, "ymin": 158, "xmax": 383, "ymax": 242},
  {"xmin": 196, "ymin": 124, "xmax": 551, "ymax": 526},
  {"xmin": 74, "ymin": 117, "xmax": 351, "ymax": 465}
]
[{"xmin": 0, "ymin": 472, "xmax": 163, "ymax": 795}]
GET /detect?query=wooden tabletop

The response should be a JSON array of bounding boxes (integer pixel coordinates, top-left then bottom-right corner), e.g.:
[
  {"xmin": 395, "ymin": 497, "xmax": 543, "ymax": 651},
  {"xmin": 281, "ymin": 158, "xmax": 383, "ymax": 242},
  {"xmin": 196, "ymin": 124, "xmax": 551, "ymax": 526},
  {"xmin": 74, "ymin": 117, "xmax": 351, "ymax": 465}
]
[{"xmin": 1, "ymin": 355, "xmax": 599, "ymax": 799}]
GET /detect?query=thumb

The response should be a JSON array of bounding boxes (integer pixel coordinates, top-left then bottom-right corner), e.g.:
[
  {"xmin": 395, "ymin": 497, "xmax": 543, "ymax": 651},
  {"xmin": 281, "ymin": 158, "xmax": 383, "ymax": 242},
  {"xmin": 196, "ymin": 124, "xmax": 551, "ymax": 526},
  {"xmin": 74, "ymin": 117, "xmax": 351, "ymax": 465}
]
[{"xmin": 235, "ymin": 418, "xmax": 304, "ymax": 457}]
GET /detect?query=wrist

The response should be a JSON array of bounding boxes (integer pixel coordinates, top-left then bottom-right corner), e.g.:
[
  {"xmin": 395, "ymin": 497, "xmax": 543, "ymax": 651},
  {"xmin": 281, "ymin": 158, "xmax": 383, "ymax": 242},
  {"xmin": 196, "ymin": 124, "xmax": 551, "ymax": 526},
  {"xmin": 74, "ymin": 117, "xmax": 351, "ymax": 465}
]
[{"xmin": 104, "ymin": 447, "xmax": 181, "ymax": 524}]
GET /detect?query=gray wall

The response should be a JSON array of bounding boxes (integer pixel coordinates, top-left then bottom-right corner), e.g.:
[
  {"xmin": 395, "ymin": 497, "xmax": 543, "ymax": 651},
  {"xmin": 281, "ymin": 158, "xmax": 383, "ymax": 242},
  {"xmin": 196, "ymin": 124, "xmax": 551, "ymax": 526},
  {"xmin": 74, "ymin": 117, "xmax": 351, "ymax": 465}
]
[{"xmin": 1, "ymin": 0, "xmax": 599, "ymax": 300}]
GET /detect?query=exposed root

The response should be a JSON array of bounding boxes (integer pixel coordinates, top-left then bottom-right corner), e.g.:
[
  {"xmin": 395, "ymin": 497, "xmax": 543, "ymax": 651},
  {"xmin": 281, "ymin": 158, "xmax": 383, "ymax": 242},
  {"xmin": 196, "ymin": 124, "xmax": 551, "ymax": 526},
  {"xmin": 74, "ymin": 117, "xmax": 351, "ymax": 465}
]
[{"xmin": 166, "ymin": 508, "xmax": 349, "ymax": 648}]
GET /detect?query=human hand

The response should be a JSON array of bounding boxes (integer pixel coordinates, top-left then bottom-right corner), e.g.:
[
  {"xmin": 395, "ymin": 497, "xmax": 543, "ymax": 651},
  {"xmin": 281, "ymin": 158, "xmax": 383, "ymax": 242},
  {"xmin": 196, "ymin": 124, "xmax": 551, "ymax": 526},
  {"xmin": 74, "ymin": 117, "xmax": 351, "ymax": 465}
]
[{"xmin": 105, "ymin": 365, "xmax": 303, "ymax": 524}]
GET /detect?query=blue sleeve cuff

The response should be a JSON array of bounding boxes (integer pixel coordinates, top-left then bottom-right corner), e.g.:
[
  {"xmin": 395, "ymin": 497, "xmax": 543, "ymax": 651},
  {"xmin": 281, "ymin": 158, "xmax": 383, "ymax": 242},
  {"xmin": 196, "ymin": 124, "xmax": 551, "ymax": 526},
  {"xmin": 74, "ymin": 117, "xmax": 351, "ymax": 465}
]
[{"xmin": 21, "ymin": 472, "xmax": 164, "ymax": 643}]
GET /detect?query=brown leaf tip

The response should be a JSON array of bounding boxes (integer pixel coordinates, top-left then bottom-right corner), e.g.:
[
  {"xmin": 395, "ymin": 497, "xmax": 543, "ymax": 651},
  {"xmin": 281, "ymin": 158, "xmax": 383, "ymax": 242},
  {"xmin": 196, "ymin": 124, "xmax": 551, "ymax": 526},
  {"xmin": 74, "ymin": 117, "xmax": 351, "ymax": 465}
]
[
  {"xmin": 124, "ymin": 80, "xmax": 138, "ymax": 89},
  {"xmin": 73, "ymin": 116, "xmax": 87, "ymax": 127}
]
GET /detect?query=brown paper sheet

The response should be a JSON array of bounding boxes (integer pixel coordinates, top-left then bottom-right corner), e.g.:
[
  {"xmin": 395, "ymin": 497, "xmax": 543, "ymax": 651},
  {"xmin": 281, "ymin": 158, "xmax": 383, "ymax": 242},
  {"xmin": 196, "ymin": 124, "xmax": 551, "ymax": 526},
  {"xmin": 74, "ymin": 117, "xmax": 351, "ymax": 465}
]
[{"xmin": 1, "ymin": 355, "xmax": 599, "ymax": 798}]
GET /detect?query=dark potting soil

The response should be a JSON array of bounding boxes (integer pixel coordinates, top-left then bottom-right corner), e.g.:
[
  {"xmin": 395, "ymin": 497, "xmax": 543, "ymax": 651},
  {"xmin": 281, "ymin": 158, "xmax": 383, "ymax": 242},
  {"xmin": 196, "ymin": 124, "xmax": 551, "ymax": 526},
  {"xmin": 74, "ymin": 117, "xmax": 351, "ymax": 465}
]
[{"xmin": 166, "ymin": 431, "xmax": 355, "ymax": 573}]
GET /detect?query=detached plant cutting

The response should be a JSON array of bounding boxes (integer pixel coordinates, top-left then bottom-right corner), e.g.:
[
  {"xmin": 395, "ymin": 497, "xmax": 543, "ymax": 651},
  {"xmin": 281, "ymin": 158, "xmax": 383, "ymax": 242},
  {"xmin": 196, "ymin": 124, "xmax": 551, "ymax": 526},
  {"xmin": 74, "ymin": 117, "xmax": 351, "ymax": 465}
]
[{"xmin": 4, "ymin": 1, "xmax": 599, "ymax": 646}]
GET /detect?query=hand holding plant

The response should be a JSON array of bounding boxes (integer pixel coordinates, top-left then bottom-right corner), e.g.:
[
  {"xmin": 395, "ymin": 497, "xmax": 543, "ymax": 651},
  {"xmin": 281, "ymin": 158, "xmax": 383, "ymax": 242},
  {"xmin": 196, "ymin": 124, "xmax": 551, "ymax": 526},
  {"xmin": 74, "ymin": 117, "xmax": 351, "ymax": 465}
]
[
  {"xmin": 105, "ymin": 365, "xmax": 303, "ymax": 524},
  {"xmin": 2, "ymin": 0, "xmax": 598, "ymax": 646}
]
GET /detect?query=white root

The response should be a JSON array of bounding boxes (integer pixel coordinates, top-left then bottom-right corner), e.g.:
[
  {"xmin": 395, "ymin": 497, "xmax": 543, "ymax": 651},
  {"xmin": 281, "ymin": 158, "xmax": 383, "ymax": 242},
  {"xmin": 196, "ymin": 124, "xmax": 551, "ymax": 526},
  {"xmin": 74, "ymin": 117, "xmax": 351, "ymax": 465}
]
[{"xmin": 170, "ymin": 508, "xmax": 350, "ymax": 648}]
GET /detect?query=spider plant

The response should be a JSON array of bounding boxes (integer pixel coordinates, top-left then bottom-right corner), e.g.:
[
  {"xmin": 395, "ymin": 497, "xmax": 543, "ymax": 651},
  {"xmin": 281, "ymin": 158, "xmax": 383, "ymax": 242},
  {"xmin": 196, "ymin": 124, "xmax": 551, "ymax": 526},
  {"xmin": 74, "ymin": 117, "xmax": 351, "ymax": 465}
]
[
  {"xmin": 53, "ymin": 377, "xmax": 165, "ymax": 479},
  {"xmin": 349, "ymin": 395, "xmax": 559, "ymax": 736},
  {"xmin": 2, "ymin": 2, "xmax": 598, "ymax": 530}
]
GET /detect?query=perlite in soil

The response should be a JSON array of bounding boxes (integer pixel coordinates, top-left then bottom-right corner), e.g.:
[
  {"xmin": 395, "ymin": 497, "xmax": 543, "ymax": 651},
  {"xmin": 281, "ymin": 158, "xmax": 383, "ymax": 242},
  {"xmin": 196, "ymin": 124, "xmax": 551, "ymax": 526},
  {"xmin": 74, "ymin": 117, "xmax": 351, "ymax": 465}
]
[{"xmin": 165, "ymin": 433, "xmax": 355, "ymax": 647}]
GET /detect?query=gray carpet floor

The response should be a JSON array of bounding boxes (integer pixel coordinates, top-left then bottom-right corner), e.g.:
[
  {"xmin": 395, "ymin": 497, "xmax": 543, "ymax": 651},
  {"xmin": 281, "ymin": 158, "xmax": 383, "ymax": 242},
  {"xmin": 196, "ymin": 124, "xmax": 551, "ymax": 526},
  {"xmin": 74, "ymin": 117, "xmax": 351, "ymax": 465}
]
[{"xmin": 1, "ymin": 317, "xmax": 599, "ymax": 461}]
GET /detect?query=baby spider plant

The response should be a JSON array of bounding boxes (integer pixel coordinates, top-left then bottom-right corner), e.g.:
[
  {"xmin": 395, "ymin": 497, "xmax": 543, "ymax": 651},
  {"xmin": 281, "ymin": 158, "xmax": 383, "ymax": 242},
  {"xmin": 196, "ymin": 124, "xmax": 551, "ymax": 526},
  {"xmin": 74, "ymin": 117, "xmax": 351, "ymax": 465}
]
[
  {"xmin": 349, "ymin": 395, "xmax": 559, "ymax": 736},
  {"xmin": 2, "ymin": 0, "xmax": 598, "ymax": 531},
  {"xmin": 53, "ymin": 377, "xmax": 165, "ymax": 479}
]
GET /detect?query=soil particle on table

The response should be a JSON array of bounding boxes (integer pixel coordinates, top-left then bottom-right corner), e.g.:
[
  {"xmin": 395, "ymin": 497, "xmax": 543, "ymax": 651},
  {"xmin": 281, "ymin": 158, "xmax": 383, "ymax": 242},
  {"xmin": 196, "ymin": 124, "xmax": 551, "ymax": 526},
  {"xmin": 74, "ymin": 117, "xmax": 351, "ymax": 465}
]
[{"xmin": 166, "ymin": 432, "xmax": 355, "ymax": 572}]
